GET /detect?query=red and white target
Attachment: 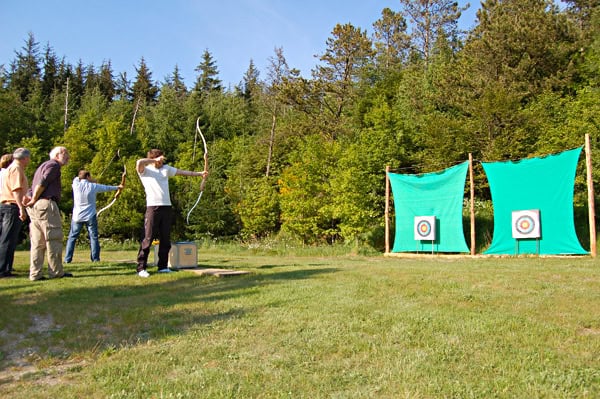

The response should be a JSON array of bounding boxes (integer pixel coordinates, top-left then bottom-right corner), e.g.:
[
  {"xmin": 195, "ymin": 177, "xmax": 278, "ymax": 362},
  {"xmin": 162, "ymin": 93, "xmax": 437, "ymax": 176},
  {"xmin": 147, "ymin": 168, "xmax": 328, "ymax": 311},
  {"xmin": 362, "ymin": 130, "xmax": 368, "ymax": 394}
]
[
  {"xmin": 512, "ymin": 210, "xmax": 541, "ymax": 239},
  {"xmin": 414, "ymin": 216, "xmax": 436, "ymax": 241}
]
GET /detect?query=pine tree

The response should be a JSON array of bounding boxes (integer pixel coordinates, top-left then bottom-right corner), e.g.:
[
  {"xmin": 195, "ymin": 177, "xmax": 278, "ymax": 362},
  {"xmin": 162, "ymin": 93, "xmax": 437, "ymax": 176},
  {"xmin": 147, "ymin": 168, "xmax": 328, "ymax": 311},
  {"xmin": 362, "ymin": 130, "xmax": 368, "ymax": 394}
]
[
  {"xmin": 41, "ymin": 43, "xmax": 58, "ymax": 101},
  {"xmin": 397, "ymin": 0, "xmax": 468, "ymax": 66},
  {"xmin": 372, "ymin": 7, "xmax": 411, "ymax": 69},
  {"xmin": 239, "ymin": 59, "xmax": 261, "ymax": 101},
  {"xmin": 98, "ymin": 61, "xmax": 115, "ymax": 102},
  {"xmin": 115, "ymin": 72, "xmax": 131, "ymax": 101},
  {"xmin": 132, "ymin": 57, "xmax": 158, "ymax": 103},
  {"xmin": 9, "ymin": 32, "xmax": 41, "ymax": 101},
  {"xmin": 194, "ymin": 49, "xmax": 222, "ymax": 94},
  {"xmin": 165, "ymin": 64, "xmax": 187, "ymax": 96},
  {"xmin": 313, "ymin": 23, "xmax": 374, "ymax": 139}
]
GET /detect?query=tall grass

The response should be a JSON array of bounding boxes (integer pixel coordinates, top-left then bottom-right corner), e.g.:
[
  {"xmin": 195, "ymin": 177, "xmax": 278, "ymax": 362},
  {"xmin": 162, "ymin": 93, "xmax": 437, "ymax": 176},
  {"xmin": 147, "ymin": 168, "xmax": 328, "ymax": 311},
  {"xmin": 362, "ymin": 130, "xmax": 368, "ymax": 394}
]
[{"xmin": 1, "ymin": 249, "xmax": 599, "ymax": 398}]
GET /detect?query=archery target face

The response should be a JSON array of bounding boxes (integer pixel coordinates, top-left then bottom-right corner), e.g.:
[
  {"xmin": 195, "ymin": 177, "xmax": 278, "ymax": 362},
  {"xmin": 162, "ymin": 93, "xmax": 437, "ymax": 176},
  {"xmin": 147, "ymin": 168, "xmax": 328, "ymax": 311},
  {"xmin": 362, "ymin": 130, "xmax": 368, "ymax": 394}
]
[
  {"xmin": 414, "ymin": 216, "xmax": 436, "ymax": 241},
  {"xmin": 512, "ymin": 210, "xmax": 541, "ymax": 239}
]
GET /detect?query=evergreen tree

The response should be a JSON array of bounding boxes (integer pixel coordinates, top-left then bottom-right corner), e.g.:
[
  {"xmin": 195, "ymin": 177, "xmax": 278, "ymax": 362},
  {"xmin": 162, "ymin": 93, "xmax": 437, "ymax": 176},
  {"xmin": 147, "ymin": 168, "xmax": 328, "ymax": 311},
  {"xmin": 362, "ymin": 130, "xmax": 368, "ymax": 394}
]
[
  {"xmin": 238, "ymin": 59, "xmax": 261, "ymax": 101},
  {"xmin": 98, "ymin": 61, "xmax": 116, "ymax": 102},
  {"xmin": 70, "ymin": 60, "xmax": 86, "ymax": 108},
  {"xmin": 84, "ymin": 63, "xmax": 99, "ymax": 93},
  {"xmin": 132, "ymin": 57, "xmax": 159, "ymax": 103},
  {"xmin": 115, "ymin": 72, "xmax": 131, "ymax": 101},
  {"xmin": 313, "ymin": 23, "xmax": 375, "ymax": 139},
  {"xmin": 165, "ymin": 64, "xmax": 187, "ymax": 96},
  {"xmin": 9, "ymin": 32, "xmax": 41, "ymax": 101},
  {"xmin": 372, "ymin": 7, "xmax": 411, "ymax": 69},
  {"xmin": 454, "ymin": 0, "xmax": 580, "ymax": 160},
  {"xmin": 397, "ymin": 0, "xmax": 468, "ymax": 66},
  {"xmin": 194, "ymin": 49, "xmax": 222, "ymax": 94},
  {"xmin": 41, "ymin": 42, "xmax": 58, "ymax": 101}
]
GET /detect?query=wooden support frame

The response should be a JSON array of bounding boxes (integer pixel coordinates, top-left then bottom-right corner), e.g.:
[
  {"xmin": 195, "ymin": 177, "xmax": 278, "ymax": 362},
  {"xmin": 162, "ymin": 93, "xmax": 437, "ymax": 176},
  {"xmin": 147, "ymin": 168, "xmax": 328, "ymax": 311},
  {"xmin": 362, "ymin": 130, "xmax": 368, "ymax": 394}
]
[
  {"xmin": 469, "ymin": 153, "xmax": 476, "ymax": 255},
  {"xmin": 385, "ymin": 165, "xmax": 390, "ymax": 254},
  {"xmin": 585, "ymin": 134, "xmax": 596, "ymax": 257}
]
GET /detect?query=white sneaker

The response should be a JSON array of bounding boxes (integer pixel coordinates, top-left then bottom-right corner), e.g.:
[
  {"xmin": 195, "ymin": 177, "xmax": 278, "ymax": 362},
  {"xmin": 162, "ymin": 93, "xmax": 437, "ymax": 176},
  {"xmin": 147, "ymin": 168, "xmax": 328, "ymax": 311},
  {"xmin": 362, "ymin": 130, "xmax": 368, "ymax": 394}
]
[
  {"xmin": 157, "ymin": 268, "xmax": 172, "ymax": 273},
  {"xmin": 138, "ymin": 270, "xmax": 150, "ymax": 278}
]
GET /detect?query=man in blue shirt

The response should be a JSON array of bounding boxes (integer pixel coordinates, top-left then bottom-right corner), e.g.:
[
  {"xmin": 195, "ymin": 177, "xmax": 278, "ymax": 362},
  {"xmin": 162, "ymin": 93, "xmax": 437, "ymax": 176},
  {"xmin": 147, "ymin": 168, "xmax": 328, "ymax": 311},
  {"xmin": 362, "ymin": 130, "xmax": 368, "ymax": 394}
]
[{"xmin": 64, "ymin": 170, "xmax": 123, "ymax": 263}]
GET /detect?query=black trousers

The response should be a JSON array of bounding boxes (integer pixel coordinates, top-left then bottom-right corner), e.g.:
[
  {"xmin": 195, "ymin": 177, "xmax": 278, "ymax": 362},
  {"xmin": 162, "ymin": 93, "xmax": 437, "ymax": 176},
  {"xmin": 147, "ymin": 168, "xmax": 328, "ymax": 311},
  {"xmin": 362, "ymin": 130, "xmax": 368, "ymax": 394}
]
[
  {"xmin": 136, "ymin": 206, "xmax": 172, "ymax": 271},
  {"xmin": 0, "ymin": 204, "xmax": 22, "ymax": 274}
]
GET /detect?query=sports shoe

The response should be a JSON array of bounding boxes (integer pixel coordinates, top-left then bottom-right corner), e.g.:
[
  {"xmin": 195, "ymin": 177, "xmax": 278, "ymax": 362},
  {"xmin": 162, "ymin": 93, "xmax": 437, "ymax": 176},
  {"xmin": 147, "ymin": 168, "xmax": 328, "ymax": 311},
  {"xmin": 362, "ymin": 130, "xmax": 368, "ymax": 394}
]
[
  {"xmin": 138, "ymin": 270, "xmax": 150, "ymax": 278},
  {"xmin": 157, "ymin": 268, "xmax": 172, "ymax": 273}
]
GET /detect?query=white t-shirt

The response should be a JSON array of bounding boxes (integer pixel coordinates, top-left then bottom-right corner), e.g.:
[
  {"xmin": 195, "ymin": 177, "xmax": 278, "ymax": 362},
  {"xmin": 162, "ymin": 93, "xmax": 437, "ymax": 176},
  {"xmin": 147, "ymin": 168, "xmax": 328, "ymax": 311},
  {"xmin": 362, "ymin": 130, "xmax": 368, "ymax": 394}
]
[{"xmin": 138, "ymin": 164, "xmax": 178, "ymax": 206}]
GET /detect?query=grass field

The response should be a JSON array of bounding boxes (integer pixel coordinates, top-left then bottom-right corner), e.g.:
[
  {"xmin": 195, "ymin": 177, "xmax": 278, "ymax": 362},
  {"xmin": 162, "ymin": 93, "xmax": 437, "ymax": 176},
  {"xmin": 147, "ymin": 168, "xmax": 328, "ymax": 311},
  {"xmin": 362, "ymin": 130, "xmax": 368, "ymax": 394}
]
[{"xmin": 1, "ymin": 245, "xmax": 599, "ymax": 398}]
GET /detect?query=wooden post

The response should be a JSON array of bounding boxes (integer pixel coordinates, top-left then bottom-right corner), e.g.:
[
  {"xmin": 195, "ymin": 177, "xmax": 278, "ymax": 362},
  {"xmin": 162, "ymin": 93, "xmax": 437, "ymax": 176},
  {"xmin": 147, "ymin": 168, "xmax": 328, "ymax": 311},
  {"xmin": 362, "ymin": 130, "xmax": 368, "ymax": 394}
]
[
  {"xmin": 385, "ymin": 165, "xmax": 390, "ymax": 254},
  {"xmin": 469, "ymin": 153, "xmax": 476, "ymax": 255},
  {"xmin": 130, "ymin": 97, "xmax": 141, "ymax": 135},
  {"xmin": 585, "ymin": 134, "xmax": 596, "ymax": 257},
  {"xmin": 63, "ymin": 77, "xmax": 69, "ymax": 132}
]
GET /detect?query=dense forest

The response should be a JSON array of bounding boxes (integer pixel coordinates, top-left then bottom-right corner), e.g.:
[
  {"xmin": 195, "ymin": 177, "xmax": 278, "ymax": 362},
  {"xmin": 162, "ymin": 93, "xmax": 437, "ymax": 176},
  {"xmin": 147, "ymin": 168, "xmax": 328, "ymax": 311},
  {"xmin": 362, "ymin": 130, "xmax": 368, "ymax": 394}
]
[{"xmin": 1, "ymin": 0, "xmax": 599, "ymax": 248}]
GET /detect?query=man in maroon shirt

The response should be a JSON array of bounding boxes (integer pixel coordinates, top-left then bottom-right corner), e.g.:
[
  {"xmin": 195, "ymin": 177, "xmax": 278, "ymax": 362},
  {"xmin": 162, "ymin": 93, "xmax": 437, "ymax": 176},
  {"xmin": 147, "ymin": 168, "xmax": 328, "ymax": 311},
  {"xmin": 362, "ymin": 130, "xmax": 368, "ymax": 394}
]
[{"xmin": 25, "ymin": 146, "xmax": 73, "ymax": 280}]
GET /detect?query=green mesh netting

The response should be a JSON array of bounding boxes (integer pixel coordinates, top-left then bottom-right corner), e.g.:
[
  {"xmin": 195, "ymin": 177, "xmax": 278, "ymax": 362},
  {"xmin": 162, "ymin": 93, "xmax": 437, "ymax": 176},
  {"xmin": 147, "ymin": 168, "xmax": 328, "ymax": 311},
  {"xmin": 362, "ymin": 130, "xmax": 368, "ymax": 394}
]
[
  {"xmin": 482, "ymin": 147, "xmax": 587, "ymax": 255},
  {"xmin": 389, "ymin": 162, "xmax": 469, "ymax": 253}
]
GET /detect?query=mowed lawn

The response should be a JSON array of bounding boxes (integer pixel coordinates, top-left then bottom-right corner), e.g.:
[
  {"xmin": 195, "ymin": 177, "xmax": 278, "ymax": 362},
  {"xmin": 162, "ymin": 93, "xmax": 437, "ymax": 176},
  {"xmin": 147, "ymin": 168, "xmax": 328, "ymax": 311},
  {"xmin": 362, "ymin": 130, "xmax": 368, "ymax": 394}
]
[{"xmin": 1, "ymin": 247, "xmax": 599, "ymax": 398}]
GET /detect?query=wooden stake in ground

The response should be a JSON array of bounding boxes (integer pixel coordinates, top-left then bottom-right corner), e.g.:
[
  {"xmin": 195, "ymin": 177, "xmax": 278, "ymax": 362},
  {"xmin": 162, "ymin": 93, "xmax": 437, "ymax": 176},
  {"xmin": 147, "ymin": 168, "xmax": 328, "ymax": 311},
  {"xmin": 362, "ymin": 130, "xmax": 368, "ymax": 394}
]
[
  {"xmin": 585, "ymin": 133, "xmax": 596, "ymax": 257},
  {"xmin": 469, "ymin": 153, "xmax": 476, "ymax": 255}
]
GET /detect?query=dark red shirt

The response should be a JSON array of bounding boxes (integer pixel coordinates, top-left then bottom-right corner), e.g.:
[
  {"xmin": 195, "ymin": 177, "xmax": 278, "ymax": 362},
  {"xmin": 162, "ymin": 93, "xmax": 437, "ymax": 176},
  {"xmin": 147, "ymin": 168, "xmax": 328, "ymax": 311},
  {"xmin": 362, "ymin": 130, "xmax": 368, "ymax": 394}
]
[{"xmin": 29, "ymin": 159, "xmax": 62, "ymax": 202}]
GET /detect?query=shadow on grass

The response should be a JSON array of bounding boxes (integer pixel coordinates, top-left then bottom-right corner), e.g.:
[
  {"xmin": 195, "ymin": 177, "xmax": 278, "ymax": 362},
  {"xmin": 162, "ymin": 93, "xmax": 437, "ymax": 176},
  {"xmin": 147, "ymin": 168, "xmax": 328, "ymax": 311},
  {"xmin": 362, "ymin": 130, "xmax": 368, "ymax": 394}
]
[{"xmin": 0, "ymin": 262, "xmax": 338, "ymax": 372}]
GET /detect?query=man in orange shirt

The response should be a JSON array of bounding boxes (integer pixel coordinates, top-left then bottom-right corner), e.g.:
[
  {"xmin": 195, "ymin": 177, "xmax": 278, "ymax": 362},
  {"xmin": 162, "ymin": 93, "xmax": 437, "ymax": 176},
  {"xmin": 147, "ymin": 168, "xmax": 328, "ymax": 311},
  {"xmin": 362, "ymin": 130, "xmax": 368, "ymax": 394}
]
[{"xmin": 0, "ymin": 148, "xmax": 30, "ymax": 277}]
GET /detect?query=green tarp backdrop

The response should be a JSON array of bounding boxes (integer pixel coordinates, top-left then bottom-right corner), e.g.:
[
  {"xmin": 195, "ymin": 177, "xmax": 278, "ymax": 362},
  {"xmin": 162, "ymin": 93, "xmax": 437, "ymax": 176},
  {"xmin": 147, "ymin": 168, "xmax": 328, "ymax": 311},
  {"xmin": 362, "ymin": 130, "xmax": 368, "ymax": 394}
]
[
  {"xmin": 389, "ymin": 162, "xmax": 469, "ymax": 253},
  {"xmin": 482, "ymin": 147, "xmax": 587, "ymax": 255}
]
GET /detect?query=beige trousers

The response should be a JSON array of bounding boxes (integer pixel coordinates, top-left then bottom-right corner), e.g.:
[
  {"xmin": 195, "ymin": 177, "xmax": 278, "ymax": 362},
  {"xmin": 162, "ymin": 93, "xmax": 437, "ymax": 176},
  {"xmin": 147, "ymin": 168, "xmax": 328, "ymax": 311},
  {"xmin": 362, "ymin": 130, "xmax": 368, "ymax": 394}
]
[{"xmin": 27, "ymin": 199, "xmax": 64, "ymax": 280}]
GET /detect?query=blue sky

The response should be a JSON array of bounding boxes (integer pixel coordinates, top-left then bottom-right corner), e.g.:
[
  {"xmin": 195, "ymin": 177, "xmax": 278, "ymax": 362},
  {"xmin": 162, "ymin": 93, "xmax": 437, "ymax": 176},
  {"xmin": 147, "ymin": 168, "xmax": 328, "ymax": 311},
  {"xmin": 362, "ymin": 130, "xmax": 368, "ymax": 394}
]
[{"xmin": 0, "ymin": 0, "xmax": 477, "ymax": 89}]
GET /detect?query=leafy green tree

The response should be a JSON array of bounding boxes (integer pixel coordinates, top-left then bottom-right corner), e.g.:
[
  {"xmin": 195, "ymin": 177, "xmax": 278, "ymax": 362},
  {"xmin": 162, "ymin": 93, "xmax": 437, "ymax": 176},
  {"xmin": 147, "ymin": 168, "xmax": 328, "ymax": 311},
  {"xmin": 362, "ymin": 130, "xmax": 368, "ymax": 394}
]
[
  {"xmin": 279, "ymin": 134, "xmax": 339, "ymax": 244},
  {"xmin": 237, "ymin": 176, "xmax": 280, "ymax": 239},
  {"xmin": 0, "ymin": 90, "xmax": 30, "ymax": 152}
]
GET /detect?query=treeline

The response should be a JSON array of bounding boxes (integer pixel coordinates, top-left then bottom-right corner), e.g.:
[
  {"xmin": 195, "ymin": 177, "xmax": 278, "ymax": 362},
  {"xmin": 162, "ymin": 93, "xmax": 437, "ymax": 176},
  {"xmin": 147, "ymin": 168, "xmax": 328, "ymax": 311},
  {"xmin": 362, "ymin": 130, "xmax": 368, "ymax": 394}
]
[{"xmin": 0, "ymin": 0, "xmax": 599, "ymax": 247}]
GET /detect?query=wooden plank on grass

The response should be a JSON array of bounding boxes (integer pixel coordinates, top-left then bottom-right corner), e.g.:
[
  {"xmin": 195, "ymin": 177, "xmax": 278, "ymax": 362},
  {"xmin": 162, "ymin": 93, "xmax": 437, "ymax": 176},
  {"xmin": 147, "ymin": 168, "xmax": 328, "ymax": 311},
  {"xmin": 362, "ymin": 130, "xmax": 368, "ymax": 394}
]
[{"xmin": 186, "ymin": 268, "xmax": 251, "ymax": 277}]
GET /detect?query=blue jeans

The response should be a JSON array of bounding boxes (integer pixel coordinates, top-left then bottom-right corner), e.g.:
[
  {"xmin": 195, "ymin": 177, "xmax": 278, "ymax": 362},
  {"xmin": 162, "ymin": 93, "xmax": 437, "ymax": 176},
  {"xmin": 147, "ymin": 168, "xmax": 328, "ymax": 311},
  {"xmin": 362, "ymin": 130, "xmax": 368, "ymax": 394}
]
[
  {"xmin": 64, "ymin": 215, "xmax": 100, "ymax": 262},
  {"xmin": 0, "ymin": 204, "xmax": 22, "ymax": 274}
]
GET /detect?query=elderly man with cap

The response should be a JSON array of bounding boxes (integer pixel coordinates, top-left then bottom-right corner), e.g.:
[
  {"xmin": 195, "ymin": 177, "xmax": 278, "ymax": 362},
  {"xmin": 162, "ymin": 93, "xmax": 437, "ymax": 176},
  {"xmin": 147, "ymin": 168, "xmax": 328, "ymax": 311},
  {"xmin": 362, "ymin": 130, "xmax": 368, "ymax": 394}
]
[
  {"xmin": 25, "ymin": 146, "xmax": 73, "ymax": 280},
  {"xmin": 64, "ymin": 169, "xmax": 123, "ymax": 263},
  {"xmin": 0, "ymin": 148, "xmax": 31, "ymax": 278}
]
